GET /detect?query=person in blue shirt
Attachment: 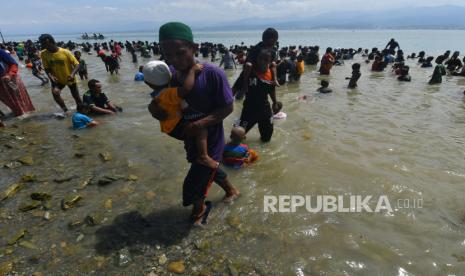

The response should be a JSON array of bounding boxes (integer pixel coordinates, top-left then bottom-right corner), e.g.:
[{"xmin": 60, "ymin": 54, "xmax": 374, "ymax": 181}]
[
  {"xmin": 72, "ymin": 104, "xmax": 99, "ymax": 130},
  {"xmin": 134, "ymin": 65, "xmax": 144, "ymax": 81}
]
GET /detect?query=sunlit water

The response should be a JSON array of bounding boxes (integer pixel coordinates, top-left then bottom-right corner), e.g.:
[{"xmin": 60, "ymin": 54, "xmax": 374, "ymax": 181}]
[{"xmin": 1, "ymin": 32, "xmax": 465, "ymax": 274}]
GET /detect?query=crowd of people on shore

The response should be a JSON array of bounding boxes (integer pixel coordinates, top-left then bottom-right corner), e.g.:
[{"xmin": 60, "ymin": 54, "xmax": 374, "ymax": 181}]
[{"xmin": 1, "ymin": 23, "xmax": 465, "ymax": 225}]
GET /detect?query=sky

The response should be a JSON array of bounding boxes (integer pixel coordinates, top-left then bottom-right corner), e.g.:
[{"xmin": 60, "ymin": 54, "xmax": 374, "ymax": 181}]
[{"xmin": 2, "ymin": 0, "xmax": 465, "ymax": 35}]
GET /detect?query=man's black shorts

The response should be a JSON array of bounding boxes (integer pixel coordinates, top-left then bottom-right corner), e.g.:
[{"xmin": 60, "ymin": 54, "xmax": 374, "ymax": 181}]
[
  {"xmin": 183, "ymin": 163, "xmax": 227, "ymax": 206},
  {"xmin": 51, "ymin": 81, "xmax": 78, "ymax": 91}
]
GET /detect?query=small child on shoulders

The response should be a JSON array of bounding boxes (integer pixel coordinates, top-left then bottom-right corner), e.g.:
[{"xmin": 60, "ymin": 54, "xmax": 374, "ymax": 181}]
[{"xmin": 223, "ymin": 126, "xmax": 258, "ymax": 169}]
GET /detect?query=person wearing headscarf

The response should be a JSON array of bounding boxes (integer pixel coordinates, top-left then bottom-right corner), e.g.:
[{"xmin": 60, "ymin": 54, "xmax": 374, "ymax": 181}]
[{"xmin": 0, "ymin": 48, "xmax": 35, "ymax": 127}]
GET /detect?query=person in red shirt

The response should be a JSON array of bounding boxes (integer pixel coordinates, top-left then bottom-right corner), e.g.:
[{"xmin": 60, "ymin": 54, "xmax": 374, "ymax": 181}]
[{"xmin": 319, "ymin": 47, "xmax": 335, "ymax": 75}]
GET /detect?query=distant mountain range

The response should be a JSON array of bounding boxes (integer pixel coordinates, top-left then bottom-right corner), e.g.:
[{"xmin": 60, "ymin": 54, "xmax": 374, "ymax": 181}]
[{"xmin": 196, "ymin": 5, "xmax": 465, "ymax": 31}]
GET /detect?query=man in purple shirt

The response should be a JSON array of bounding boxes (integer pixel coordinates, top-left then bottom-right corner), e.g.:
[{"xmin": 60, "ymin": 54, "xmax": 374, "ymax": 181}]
[{"xmin": 148, "ymin": 22, "xmax": 240, "ymax": 226}]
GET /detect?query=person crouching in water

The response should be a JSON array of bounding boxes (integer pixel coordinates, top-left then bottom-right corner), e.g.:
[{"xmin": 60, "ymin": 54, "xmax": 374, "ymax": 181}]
[
  {"xmin": 237, "ymin": 49, "xmax": 282, "ymax": 142},
  {"xmin": 145, "ymin": 60, "xmax": 219, "ymax": 169},
  {"xmin": 223, "ymin": 126, "xmax": 258, "ymax": 169},
  {"xmin": 72, "ymin": 103, "xmax": 99, "ymax": 130},
  {"xmin": 83, "ymin": 79, "xmax": 121, "ymax": 115}
]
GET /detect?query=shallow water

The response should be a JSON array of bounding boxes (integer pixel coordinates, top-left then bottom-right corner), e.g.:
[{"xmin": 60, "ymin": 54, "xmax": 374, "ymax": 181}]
[
  {"xmin": 7, "ymin": 29, "xmax": 465, "ymax": 55},
  {"xmin": 1, "ymin": 48, "xmax": 465, "ymax": 275}
]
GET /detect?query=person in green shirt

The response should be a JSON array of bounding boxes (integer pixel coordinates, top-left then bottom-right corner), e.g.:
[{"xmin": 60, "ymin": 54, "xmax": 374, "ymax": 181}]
[{"xmin": 429, "ymin": 55, "xmax": 446, "ymax": 85}]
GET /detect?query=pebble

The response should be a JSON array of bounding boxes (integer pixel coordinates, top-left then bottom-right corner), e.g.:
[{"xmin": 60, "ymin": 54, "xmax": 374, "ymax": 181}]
[
  {"xmin": 118, "ymin": 248, "xmax": 132, "ymax": 267},
  {"xmin": 128, "ymin": 174, "xmax": 139, "ymax": 181},
  {"xmin": 19, "ymin": 240, "xmax": 38, "ymax": 250},
  {"xmin": 0, "ymin": 262, "xmax": 13, "ymax": 275},
  {"xmin": 145, "ymin": 191, "xmax": 156, "ymax": 200},
  {"xmin": 43, "ymin": 211, "xmax": 51, "ymax": 220},
  {"xmin": 104, "ymin": 198, "xmax": 113, "ymax": 209},
  {"xmin": 302, "ymin": 132, "xmax": 312, "ymax": 140},
  {"xmin": 21, "ymin": 174, "xmax": 37, "ymax": 182},
  {"xmin": 158, "ymin": 254, "xmax": 167, "ymax": 265},
  {"xmin": 99, "ymin": 152, "xmax": 112, "ymax": 162},
  {"xmin": 4, "ymin": 161, "xmax": 22, "ymax": 169},
  {"xmin": 167, "ymin": 261, "xmax": 185, "ymax": 274},
  {"xmin": 76, "ymin": 234, "xmax": 85, "ymax": 243},
  {"xmin": 18, "ymin": 155, "xmax": 34, "ymax": 165}
]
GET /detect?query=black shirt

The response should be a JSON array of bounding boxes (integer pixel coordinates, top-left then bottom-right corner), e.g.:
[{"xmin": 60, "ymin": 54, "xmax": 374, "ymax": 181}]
[
  {"xmin": 83, "ymin": 90, "xmax": 109, "ymax": 108},
  {"xmin": 244, "ymin": 71, "xmax": 274, "ymax": 113}
]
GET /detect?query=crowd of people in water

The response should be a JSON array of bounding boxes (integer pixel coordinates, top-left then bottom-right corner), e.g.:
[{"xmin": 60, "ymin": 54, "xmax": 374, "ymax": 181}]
[{"xmin": 1, "ymin": 23, "xmax": 464, "ymax": 225}]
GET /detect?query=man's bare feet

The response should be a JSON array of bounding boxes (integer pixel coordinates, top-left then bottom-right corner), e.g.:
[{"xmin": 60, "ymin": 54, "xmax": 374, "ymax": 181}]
[
  {"xmin": 223, "ymin": 189, "xmax": 241, "ymax": 204},
  {"xmin": 192, "ymin": 201, "xmax": 212, "ymax": 226},
  {"xmin": 0, "ymin": 121, "xmax": 5, "ymax": 128},
  {"xmin": 196, "ymin": 155, "xmax": 219, "ymax": 169}
]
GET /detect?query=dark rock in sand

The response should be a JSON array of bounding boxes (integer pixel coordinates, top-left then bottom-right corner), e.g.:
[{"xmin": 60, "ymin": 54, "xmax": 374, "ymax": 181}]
[
  {"xmin": 18, "ymin": 201, "xmax": 42, "ymax": 212},
  {"xmin": 17, "ymin": 156, "xmax": 34, "ymax": 165},
  {"xmin": 31, "ymin": 192, "xmax": 52, "ymax": 201}
]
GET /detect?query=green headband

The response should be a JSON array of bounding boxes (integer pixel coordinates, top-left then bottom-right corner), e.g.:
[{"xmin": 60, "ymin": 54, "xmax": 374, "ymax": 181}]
[{"xmin": 159, "ymin": 22, "xmax": 194, "ymax": 43}]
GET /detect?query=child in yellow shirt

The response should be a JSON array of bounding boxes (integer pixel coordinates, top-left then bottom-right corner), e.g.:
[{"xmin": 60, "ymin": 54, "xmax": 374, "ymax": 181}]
[{"xmin": 145, "ymin": 61, "xmax": 218, "ymax": 169}]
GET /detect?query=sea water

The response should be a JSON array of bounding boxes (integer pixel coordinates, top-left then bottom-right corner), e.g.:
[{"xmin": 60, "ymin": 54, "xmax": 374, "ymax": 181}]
[{"xmin": 1, "ymin": 30, "xmax": 465, "ymax": 274}]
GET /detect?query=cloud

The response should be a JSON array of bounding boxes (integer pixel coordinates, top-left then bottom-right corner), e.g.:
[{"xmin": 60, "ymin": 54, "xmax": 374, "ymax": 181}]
[
  {"xmin": 103, "ymin": 6, "xmax": 118, "ymax": 11},
  {"xmin": 1, "ymin": 0, "xmax": 465, "ymax": 34}
]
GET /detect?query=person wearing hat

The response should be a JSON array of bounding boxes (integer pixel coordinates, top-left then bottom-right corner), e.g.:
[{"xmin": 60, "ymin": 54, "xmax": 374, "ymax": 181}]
[
  {"xmin": 149, "ymin": 22, "xmax": 240, "ymax": 226},
  {"xmin": 39, "ymin": 34, "xmax": 82, "ymax": 114}
]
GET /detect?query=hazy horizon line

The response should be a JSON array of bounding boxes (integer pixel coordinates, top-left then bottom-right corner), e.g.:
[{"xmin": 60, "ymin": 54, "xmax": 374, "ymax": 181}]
[{"xmin": 4, "ymin": 26, "xmax": 465, "ymax": 39}]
